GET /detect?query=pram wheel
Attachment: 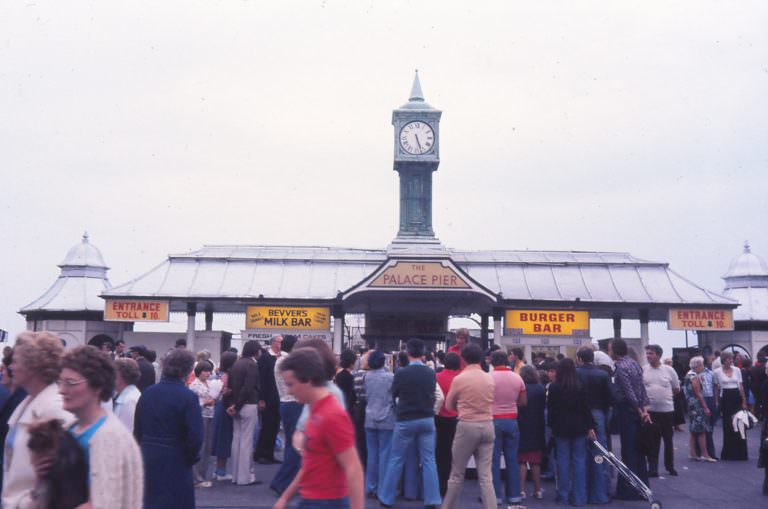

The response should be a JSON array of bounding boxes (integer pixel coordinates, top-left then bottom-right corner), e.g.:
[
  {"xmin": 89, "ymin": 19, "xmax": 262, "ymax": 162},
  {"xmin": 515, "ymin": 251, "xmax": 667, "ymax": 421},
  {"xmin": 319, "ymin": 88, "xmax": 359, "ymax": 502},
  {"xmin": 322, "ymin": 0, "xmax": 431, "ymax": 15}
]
[
  {"xmin": 650, "ymin": 500, "xmax": 662, "ymax": 509},
  {"xmin": 594, "ymin": 455, "xmax": 604, "ymax": 464}
]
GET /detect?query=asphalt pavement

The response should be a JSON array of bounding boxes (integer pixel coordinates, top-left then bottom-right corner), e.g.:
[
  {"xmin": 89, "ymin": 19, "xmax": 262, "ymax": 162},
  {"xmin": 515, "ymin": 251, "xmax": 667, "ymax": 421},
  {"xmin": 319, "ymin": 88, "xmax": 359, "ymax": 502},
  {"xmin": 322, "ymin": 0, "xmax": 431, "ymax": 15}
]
[{"xmin": 195, "ymin": 425, "xmax": 765, "ymax": 509}]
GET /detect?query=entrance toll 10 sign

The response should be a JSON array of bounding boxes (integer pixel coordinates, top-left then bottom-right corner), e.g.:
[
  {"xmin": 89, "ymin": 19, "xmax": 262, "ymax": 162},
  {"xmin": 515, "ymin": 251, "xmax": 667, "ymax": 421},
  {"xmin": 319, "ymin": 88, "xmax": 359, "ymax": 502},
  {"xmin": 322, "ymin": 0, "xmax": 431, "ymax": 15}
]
[
  {"xmin": 668, "ymin": 308, "xmax": 734, "ymax": 331},
  {"xmin": 505, "ymin": 310, "xmax": 590, "ymax": 336},
  {"xmin": 104, "ymin": 299, "xmax": 169, "ymax": 322},
  {"xmin": 245, "ymin": 306, "xmax": 330, "ymax": 330}
]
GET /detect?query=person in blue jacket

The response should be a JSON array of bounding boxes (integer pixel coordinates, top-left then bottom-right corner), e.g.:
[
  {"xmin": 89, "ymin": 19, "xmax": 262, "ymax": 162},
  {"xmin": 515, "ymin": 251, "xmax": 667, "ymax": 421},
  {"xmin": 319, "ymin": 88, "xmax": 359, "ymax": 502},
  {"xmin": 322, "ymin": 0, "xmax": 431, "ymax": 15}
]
[{"xmin": 135, "ymin": 348, "xmax": 204, "ymax": 509}]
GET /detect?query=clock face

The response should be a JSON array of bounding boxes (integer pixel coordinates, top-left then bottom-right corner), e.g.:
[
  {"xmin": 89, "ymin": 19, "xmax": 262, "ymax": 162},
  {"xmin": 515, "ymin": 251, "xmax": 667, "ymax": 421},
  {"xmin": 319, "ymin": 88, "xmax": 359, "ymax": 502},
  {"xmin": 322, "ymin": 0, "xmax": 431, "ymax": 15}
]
[{"xmin": 399, "ymin": 121, "xmax": 435, "ymax": 155}]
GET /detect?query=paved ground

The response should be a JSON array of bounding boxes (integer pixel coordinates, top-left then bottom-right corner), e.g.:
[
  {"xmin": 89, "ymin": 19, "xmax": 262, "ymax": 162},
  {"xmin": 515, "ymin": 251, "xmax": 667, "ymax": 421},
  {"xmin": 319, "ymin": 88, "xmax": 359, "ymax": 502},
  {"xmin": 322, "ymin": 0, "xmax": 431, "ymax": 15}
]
[{"xmin": 196, "ymin": 426, "xmax": 765, "ymax": 509}]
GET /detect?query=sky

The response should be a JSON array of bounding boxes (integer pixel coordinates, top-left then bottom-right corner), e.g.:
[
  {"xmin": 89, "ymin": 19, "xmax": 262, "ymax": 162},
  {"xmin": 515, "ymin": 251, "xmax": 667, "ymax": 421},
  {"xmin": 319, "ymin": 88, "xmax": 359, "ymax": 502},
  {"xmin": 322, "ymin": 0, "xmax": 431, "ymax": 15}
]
[{"xmin": 1, "ymin": 1, "xmax": 767, "ymax": 353}]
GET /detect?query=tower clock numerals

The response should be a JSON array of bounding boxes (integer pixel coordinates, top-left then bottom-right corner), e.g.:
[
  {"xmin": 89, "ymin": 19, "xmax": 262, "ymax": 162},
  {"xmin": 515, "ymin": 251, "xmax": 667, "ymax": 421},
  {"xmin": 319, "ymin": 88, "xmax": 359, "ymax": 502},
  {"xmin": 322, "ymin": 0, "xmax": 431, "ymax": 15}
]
[{"xmin": 399, "ymin": 121, "xmax": 435, "ymax": 155}]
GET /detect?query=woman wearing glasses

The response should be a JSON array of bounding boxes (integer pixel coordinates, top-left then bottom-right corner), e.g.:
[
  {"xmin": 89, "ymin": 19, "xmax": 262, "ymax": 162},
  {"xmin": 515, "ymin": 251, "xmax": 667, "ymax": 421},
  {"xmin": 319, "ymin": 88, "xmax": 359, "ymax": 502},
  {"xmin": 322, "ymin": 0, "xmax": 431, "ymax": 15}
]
[
  {"xmin": 56, "ymin": 345, "xmax": 144, "ymax": 509},
  {"xmin": 2, "ymin": 331, "xmax": 73, "ymax": 509}
]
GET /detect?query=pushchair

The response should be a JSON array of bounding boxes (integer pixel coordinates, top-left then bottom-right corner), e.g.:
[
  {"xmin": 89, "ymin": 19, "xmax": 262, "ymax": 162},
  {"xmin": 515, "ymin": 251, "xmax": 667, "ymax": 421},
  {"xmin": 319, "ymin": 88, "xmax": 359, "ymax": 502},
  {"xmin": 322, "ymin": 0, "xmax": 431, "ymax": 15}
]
[{"xmin": 590, "ymin": 439, "xmax": 662, "ymax": 509}]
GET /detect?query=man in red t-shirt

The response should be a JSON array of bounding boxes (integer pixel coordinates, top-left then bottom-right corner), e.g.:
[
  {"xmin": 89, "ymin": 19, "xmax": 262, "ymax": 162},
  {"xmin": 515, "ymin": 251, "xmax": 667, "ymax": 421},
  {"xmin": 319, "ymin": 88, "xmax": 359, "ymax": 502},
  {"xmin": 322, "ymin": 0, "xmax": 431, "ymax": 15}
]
[
  {"xmin": 448, "ymin": 328, "xmax": 469, "ymax": 370},
  {"xmin": 274, "ymin": 348, "xmax": 364, "ymax": 509}
]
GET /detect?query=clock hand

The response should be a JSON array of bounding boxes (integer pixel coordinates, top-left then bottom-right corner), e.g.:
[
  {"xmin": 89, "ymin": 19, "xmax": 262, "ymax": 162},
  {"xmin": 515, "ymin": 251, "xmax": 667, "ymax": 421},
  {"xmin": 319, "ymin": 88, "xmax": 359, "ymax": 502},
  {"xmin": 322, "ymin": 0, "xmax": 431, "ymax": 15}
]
[{"xmin": 414, "ymin": 134, "xmax": 423, "ymax": 153}]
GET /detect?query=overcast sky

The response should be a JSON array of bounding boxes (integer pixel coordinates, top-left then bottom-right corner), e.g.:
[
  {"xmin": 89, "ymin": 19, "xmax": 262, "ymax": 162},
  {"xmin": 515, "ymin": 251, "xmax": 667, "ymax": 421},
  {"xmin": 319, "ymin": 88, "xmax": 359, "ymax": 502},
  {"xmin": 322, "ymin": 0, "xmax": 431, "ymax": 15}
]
[{"xmin": 2, "ymin": 1, "xmax": 766, "ymax": 352}]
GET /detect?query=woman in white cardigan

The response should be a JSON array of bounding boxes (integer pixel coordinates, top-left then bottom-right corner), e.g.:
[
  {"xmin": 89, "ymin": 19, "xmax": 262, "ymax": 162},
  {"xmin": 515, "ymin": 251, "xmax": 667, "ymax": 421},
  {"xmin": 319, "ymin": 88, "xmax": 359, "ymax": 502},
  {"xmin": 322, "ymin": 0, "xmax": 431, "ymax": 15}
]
[
  {"xmin": 58, "ymin": 346, "xmax": 144, "ymax": 509},
  {"xmin": 3, "ymin": 331, "xmax": 74, "ymax": 509}
]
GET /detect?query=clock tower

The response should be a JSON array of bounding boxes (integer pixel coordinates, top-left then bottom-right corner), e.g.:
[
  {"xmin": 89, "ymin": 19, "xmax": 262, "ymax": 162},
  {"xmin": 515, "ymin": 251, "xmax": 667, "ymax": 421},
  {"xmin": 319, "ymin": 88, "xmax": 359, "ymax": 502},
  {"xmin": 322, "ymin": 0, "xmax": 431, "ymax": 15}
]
[{"xmin": 392, "ymin": 71, "xmax": 442, "ymax": 240}]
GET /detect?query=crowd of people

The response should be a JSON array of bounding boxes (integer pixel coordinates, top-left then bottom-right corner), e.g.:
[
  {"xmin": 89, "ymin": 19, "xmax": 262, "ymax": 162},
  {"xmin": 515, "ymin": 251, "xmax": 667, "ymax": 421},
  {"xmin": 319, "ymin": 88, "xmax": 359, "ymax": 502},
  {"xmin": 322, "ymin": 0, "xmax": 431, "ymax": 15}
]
[{"xmin": 0, "ymin": 329, "xmax": 766, "ymax": 509}]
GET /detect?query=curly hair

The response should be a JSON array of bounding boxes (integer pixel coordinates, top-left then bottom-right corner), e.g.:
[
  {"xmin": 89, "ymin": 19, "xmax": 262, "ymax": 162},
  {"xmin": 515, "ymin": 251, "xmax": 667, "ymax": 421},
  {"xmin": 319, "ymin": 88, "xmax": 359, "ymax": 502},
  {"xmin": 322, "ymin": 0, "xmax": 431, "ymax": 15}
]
[
  {"xmin": 62, "ymin": 346, "xmax": 116, "ymax": 402},
  {"xmin": 162, "ymin": 348, "xmax": 196, "ymax": 380},
  {"xmin": 115, "ymin": 358, "xmax": 141, "ymax": 386},
  {"xmin": 14, "ymin": 331, "xmax": 64, "ymax": 385}
]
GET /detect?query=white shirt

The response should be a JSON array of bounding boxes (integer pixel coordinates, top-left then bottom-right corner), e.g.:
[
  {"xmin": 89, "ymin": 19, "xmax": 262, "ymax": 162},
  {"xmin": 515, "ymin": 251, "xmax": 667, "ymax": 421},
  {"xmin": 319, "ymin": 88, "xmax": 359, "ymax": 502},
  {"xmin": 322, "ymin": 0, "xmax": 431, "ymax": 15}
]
[
  {"xmin": 189, "ymin": 378, "xmax": 223, "ymax": 418},
  {"xmin": 114, "ymin": 384, "xmax": 141, "ymax": 432},
  {"xmin": 642, "ymin": 364, "xmax": 680, "ymax": 412},
  {"xmin": 713, "ymin": 366, "xmax": 742, "ymax": 392},
  {"xmin": 274, "ymin": 354, "xmax": 295, "ymax": 403}
]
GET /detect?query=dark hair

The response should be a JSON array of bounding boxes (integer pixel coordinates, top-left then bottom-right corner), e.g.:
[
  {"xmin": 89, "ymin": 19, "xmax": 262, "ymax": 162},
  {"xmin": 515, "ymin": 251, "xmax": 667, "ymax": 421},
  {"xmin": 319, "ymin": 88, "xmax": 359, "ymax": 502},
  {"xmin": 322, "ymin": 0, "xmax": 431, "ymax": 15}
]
[
  {"xmin": 610, "ymin": 338, "xmax": 628, "ymax": 357},
  {"xmin": 282, "ymin": 336, "xmax": 298, "ymax": 353},
  {"xmin": 242, "ymin": 340, "xmax": 260, "ymax": 358},
  {"xmin": 555, "ymin": 353, "xmax": 565, "ymax": 361},
  {"xmin": 116, "ymin": 340, "xmax": 125, "ymax": 346},
  {"xmin": 554, "ymin": 358, "xmax": 579, "ymax": 395},
  {"xmin": 295, "ymin": 338, "xmax": 337, "ymax": 380},
  {"xmin": 489, "ymin": 344, "xmax": 501, "ymax": 352},
  {"xmin": 406, "ymin": 338, "xmax": 425, "ymax": 358},
  {"xmin": 175, "ymin": 338, "xmax": 187, "ymax": 348},
  {"xmin": 397, "ymin": 351, "xmax": 410, "ymax": 368},
  {"xmin": 162, "ymin": 348, "xmax": 196, "ymax": 380},
  {"xmin": 461, "ymin": 343, "xmax": 483, "ymax": 365},
  {"xmin": 144, "ymin": 349, "xmax": 157, "ymax": 363},
  {"xmin": 520, "ymin": 365, "xmax": 539, "ymax": 384},
  {"xmin": 490, "ymin": 350, "xmax": 509, "ymax": 367},
  {"xmin": 340, "ymin": 349, "xmax": 356, "ymax": 369},
  {"xmin": 228, "ymin": 347, "xmax": 238, "ymax": 354},
  {"xmin": 511, "ymin": 347, "xmax": 524, "ymax": 360},
  {"xmin": 280, "ymin": 348, "xmax": 326, "ymax": 387},
  {"xmin": 27, "ymin": 419, "xmax": 88, "ymax": 509},
  {"xmin": 219, "ymin": 351, "xmax": 237, "ymax": 373},
  {"xmin": 537, "ymin": 369, "xmax": 550, "ymax": 385},
  {"xmin": 436, "ymin": 351, "xmax": 446, "ymax": 363},
  {"xmin": 62, "ymin": 346, "xmax": 116, "ymax": 402},
  {"xmin": 194, "ymin": 359, "xmax": 214, "ymax": 377},
  {"xmin": 577, "ymin": 346, "xmax": 594, "ymax": 363},
  {"xmin": 115, "ymin": 358, "xmax": 141, "ymax": 386},
  {"xmin": 645, "ymin": 344, "xmax": 663, "ymax": 357},
  {"xmin": 444, "ymin": 352, "xmax": 461, "ymax": 371},
  {"xmin": 368, "ymin": 350, "xmax": 385, "ymax": 370}
]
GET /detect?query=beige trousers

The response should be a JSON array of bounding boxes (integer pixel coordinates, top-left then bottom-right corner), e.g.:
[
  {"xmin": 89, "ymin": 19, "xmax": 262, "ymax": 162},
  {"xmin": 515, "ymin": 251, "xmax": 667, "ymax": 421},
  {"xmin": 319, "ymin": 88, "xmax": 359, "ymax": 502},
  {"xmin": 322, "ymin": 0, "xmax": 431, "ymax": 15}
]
[
  {"xmin": 231, "ymin": 403, "xmax": 259, "ymax": 484},
  {"xmin": 442, "ymin": 420, "xmax": 496, "ymax": 509}
]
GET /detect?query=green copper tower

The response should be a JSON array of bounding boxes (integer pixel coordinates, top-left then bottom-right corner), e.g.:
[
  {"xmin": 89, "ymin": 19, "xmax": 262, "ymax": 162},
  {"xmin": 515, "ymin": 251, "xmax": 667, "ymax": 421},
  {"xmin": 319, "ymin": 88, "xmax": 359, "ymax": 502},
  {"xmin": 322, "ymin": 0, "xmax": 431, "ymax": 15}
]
[{"xmin": 392, "ymin": 71, "xmax": 442, "ymax": 239}]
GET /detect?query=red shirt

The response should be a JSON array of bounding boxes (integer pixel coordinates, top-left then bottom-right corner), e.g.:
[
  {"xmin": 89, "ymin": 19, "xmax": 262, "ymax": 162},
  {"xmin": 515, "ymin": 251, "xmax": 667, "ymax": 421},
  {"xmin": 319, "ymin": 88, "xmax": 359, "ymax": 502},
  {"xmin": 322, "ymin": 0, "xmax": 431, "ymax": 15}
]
[
  {"xmin": 301, "ymin": 394, "xmax": 355, "ymax": 500},
  {"xmin": 448, "ymin": 343, "xmax": 466, "ymax": 370},
  {"xmin": 436, "ymin": 369, "xmax": 461, "ymax": 418}
]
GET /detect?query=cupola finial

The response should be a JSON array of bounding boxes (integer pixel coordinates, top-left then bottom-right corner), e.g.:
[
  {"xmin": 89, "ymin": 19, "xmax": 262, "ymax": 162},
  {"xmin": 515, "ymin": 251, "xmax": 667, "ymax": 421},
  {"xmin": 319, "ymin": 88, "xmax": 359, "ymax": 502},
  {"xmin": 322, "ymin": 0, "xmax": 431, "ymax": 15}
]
[
  {"xmin": 744, "ymin": 240, "xmax": 751, "ymax": 253},
  {"xmin": 409, "ymin": 69, "xmax": 424, "ymax": 102}
]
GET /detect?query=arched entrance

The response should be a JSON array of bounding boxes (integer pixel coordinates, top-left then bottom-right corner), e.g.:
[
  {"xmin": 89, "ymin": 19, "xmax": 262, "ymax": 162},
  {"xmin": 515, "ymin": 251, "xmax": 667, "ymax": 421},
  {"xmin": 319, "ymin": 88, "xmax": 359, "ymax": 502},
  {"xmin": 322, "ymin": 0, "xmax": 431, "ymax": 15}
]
[
  {"xmin": 89, "ymin": 334, "xmax": 115, "ymax": 351},
  {"xmin": 720, "ymin": 343, "xmax": 751, "ymax": 361}
]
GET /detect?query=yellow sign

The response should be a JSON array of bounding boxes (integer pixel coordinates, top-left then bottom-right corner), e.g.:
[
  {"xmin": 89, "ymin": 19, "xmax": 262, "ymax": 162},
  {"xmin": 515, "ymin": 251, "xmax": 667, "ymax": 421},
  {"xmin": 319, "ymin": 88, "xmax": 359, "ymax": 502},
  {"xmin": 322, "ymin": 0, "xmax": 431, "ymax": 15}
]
[
  {"xmin": 104, "ymin": 299, "xmax": 169, "ymax": 322},
  {"xmin": 668, "ymin": 309, "xmax": 734, "ymax": 331},
  {"xmin": 246, "ymin": 306, "xmax": 330, "ymax": 330},
  {"xmin": 369, "ymin": 261, "xmax": 470, "ymax": 289},
  {"xmin": 505, "ymin": 310, "xmax": 590, "ymax": 336}
]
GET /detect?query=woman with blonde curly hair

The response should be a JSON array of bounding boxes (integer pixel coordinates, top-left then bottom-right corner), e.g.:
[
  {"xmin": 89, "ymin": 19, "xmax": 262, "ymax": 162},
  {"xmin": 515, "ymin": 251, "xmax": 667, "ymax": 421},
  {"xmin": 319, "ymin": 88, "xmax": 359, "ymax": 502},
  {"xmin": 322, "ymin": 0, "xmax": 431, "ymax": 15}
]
[{"xmin": 2, "ymin": 331, "xmax": 73, "ymax": 508}]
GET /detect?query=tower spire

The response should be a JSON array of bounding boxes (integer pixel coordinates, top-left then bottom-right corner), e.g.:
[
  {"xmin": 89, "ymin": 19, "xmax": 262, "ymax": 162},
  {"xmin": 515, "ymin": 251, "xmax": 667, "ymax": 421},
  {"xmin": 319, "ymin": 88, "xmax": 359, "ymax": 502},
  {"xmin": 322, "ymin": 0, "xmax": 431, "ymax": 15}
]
[{"xmin": 409, "ymin": 70, "xmax": 424, "ymax": 102}]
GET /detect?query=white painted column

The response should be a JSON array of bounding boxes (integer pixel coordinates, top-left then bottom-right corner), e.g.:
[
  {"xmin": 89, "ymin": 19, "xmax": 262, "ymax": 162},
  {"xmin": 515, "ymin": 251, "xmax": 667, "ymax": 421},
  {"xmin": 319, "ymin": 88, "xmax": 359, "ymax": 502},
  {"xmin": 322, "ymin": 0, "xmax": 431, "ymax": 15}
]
[
  {"xmin": 523, "ymin": 344, "xmax": 533, "ymax": 364},
  {"xmin": 333, "ymin": 314, "xmax": 344, "ymax": 354},
  {"xmin": 493, "ymin": 316, "xmax": 502, "ymax": 345},
  {"xmin": 186, "ymin": 303, "xmax": 196, "ymax": 352}
]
